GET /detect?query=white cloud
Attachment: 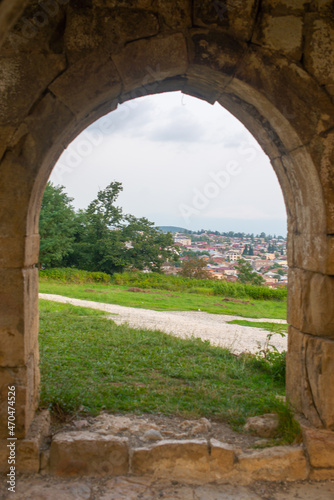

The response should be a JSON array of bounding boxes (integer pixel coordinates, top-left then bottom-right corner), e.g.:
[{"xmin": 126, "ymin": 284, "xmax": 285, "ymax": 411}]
[{"xmin": 51, "ymin": 92, "xmax": 286, "ymax": 234}]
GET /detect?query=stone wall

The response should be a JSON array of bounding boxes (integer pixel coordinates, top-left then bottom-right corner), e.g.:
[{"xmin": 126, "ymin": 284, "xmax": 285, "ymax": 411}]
[{"xmin": 0, "ymin": 0, "xmax": 334, "ymax": 472}]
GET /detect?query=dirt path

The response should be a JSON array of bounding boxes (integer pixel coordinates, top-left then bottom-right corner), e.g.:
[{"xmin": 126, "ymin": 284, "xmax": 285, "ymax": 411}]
[{"xmin": 39, "ymin": 294, "xmax": 287, "ymax": 354}]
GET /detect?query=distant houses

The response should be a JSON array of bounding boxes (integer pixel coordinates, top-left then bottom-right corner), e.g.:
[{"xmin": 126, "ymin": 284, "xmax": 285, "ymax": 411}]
[{"xmin": 163, "ymin": 230, "xmax": 288, "ymax": 286}]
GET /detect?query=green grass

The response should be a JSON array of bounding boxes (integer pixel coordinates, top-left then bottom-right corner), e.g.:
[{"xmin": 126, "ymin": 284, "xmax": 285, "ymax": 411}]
[
  {"xmin": 39, "ymin": 299, "xmax": 297, "ymax": 443},
  {"xmin": 226, "ymin": 320, "xmax": 288, "ymax": 335},
  {"xmin": 40, "ymin": 268, "xmax": 287, "ymax": 301},
  {"xmin": 39, "ymin": 281, "xmax": 287, "ymax": 319}
]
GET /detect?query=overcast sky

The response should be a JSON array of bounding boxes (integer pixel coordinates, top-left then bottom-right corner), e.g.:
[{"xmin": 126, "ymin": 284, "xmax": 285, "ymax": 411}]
[{"xmin": 51, "ymin": 91, "xmax": 287, "ymax": 235}]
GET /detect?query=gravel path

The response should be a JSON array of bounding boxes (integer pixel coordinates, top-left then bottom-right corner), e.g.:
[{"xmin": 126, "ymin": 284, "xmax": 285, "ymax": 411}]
[{"xmin": 39, "ymin": 294, "xmax": 288, "ymax": 354}]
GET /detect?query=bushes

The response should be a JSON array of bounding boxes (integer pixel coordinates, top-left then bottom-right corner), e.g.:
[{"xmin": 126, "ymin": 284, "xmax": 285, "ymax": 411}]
[
  {"xmin": 39, "ymin": 268, "xmax": 111, "ymax": 284},
  {"xmin": 112, "ymin": 272, "xmax": 287, "ymax": 301},
  {"xmin": 40, "ymin": 269, "xmax": 287, "ymax": 301}
]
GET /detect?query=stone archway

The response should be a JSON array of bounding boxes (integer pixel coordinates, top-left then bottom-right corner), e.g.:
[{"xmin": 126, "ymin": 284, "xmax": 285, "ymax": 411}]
[{"xmin": 1, "ymin": 1, "xmax": 334, "ymax": 469}]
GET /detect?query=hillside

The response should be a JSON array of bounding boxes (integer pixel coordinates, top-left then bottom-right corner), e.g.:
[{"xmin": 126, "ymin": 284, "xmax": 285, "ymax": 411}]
[{"xmin": 158, "ymin": 226, "xmax": 190, "ymax": 233}]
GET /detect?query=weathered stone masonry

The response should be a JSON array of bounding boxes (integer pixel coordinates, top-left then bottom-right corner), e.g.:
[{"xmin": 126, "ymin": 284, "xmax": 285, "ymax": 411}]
[{"xmin": 0, "ymin": 0, "xmax": 334, "ymax": 473}]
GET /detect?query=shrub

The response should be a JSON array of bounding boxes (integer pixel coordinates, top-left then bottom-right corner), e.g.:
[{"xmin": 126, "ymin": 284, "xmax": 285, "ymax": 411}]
[{"xmin": 39, "ymin": 268, "xmax": 111, "ymax": 284}]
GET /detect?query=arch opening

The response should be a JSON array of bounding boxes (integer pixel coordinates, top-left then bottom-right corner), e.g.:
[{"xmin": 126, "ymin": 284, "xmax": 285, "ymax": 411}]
[{"xmin": 1, "ymin": 10, "xmax": 334, "ymax": 471}]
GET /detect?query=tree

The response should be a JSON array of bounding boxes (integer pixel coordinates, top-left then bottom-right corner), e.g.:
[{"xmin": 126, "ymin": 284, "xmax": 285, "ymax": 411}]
[
  {"xmin": 235, "ymin": 259, "xmax": 265, "ymax": 286},
  {"xmin": 179, "ymin": 257, "xmax": 211, "ymax": 279},
  {"xmin": 39, "ymin": 182, "xmax": 76, "ymax": 268},
  {"xmin": 63, "ymin": 182, "xmax": 178, "ymax": 274}
]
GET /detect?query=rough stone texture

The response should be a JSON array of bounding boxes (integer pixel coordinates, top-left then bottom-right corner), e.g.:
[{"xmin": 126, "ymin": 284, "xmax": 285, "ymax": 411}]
[
  {"xmin": 131, "ymin": 439, "xmax": 211, "ymax": 482},
  {"xmin": 0, "ymin": 270, "xmax": 40, "ymax": 441},
  {"xmin": 132, "ymin": 438, "xmax": 239, "ymax": 482},
  {"xmin": 286, "ymin": 327, "xmax": 334, "ymax": 429},
  {"xmin": 191, "ymin": 30, "xmax": 246, "ymax": 78},
  {"xmin": 237, "ymin": 446, "xmax": 308, "ymax": 482},
  {"xmin": 0, "ymin": 0, "xmax": 29, "ymax": 49},
  {"xmin": 304, "ymin": 16, "xmax": 334, "ymax": 86},
  {"xmin": 309, "ymin": 131, "xmax": 334, "ymax": 235},
  {"xmin": 288, "ymin": 268, "xmax": 334, "ymax": 339},
  {"xmin": 16, "ymin": 409, "xmax": 50, "ymax": 473},
  {"xmin": 49, "ymin": 431, "xmax": 129, "ymax": 476},
  {"xmin": 309, "ymin": 468, "xmax": 334, "ymax": 480},
  {"xmin": 0, "ymin": 53, "xmax": 66, "ymax": 125},
  {"xmin": 3, "ymin": 475, "xmax": 334, "ymax": 500},
  {"xmin": 193, "ymin": 0, "xmax": 258, "ymax": 42},
  {"xmin": 303, "ymin": 426, "xmax": 334, "ymax": 469},
  {"xmin": 112, "ymin": 33, "xmax": 188, "ymax": 93},
  {"xmin": 253, "ymin": 14, "xmax": 303, "ymax": 60},
  {"xmin": 287, "ymin": 233, "xmax": 334, "ymax": 275},
  {"xmin": 0, "ymin": 0, "xmax": 334, "ymax": 475},
  {"xmin": 243, "ymin": 414, "xmax": 280, "ymax": 438},
  {"xmin": 49, "ymin": 53, "xmax": 122, "ymax": 118},
  {"xmin": 5, "ymin": 478, "xmax": 93, "ymax": 500},
  {"xmin": 209, "ymin": 439, "xmax": 237, "ymax": 479}
]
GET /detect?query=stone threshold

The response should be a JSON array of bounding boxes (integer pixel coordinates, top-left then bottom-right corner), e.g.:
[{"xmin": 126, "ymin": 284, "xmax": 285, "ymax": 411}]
[{"xmin": 1, "ymin": 410, "xmax": 334, "ymax": 484}]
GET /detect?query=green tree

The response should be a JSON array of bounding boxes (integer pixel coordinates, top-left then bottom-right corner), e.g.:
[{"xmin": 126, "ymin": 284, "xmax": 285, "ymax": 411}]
[
  {"xmin": 179, "ymin": 257, "xmax": 211, "ymax": 279},
  {"xmin": 39, "ymin": 182, "xmax": 76, "ymax": 268},
  {"xmin": 235, "ymin": 259, "xmax": 265, "ymax": 286},
  {"xmin": 64, "ymin": 182, "xmax": 178, "ymax": 274}
]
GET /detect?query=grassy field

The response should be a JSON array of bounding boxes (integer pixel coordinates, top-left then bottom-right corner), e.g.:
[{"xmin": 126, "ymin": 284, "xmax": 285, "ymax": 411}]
[
  {"xmin": 39, "ymin": 281, "xmax": 287, "ymax": 320},
  {"xmin": 39, "ymin": 300, "xmax": 297, "ymax": 443},
  {"xmin": 226, "ymin": 320, "xmax": 288, "ymax": 335}
]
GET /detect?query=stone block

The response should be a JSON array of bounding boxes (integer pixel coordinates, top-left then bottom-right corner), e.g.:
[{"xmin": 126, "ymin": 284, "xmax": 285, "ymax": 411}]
[
  {"xmin": 304, "ymin": 16, "xmax": 334, "ymax": 86},
  {"xmin": 243, "ymin": 414, "xmax": 280, "ymax": 438},
  {"xmin": 132, "ymin": 439, "xmax": 210, "ymax": 482},
  {"xmin": 237, "ymin": 446, "xmax": 308, "ymax": 481},
  {"xmin": 193, "ymin": 0, "xmax": 258, "ymax": 41},
  {"xmin": 0, "ymin": 52, "xmax": 66, "ymax": 125},
  {"xmin": 280, "ymin": 148, "xmax": 327, "ymax": 236},
  {"xmin": 252, "ymin": 15, "xmax": 303, "ymax": 60},
  {"xmin": 21, "ymin": 92, "xmax": 75, "ymax": 174},
  {"xmin": 112, "ymin": 33, "xmax": 188, "ymax": 93},
  {"xmin": 0, "ymin": 234, "xmax": 39, "ymax": 269},
  {"xmin": 287, "ymin": 232, "xmax": 334, "ymax": 275},
  {"xmin": 309, "ymin": 468, "xmax": 334, "ymax": 480},
  {"xmin": 209, "ymin": 439, "xmax": 236, "ymax": 479},
  {"xmin": 233, "ymin": 45, "xmax": 332, "ymax": 148},
  {"xmin": 103, "ymin": 8, "xmax": 160, "ymax": 43},
  {"xmin": 305, "ymin": 336, "xmax": 334, "ymax": 429},
  {"xmin": 286, "ymin": 327, "xmax": 334, "ymax": 429},
  {"xmin": 156, "ymin": 0, "xmax": 191, "ymax": 30},
  {"xmin": 287, "ymin": 268, "xmax": 334, "ymax": 339},
  {"xmin": 308, "ymin": 132, "xmax": 334, "ymax": 235},
  {"xmin": 0, "ymin": 124, "xmax": 15, "ymax": 161},
  {"xmin": 49, "ymin": 431, "xmax": 129, "ymax": 476},
  {"xmin": 49, "ymin": 52, "xmax": 122, "ymax": 118},
  {"xmin": 132, "ymin": 438, "xmax": 236, "ymax": 482},
  {"xmin": 0, "ymin": 371, "xmax": 29, "ymax": 439},
  {"xmin": 191, "ymin": 31, "xmax": 245, "ymax": 78},
  {"xmin": 286, "ymin": 326, "xmax": 306, "ymax": 413},
  {"xmin": 16, "ymin": 409, "xmax": 50, "ymax": 473},
  {"xmin": 0, "ymin": 267, "xmax": 38, "ymax": 367},
  {"xmin": 262, "ymin": 0, "xmax": 307, "ymax": 14},
  {"xmin": 302, "ymin": 426, "xmax": 334, "ymax": 468}
]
